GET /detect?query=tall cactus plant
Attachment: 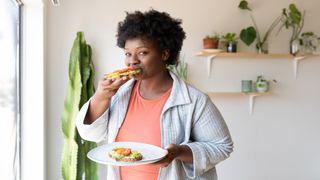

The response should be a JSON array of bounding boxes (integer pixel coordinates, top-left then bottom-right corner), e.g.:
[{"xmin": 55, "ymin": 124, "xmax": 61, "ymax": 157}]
[{"xmin": 61, "ymin": 32, "xmax": 98, "ymax": 180}]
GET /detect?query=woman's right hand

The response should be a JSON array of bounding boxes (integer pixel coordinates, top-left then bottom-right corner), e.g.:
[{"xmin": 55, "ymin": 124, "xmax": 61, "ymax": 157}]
[
  {"xmin": 84, "ymin": 76, "xmax": 130, "ymax": 124},
  {"xmin": 93, "ymin": 76, "xmax": 130, "ymax": 103}
]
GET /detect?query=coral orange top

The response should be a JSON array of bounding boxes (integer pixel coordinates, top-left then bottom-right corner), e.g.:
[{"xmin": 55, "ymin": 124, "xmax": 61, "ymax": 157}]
[{"xmin": 116, "ymin": 80, "xmax": 172, "ymax": 180}]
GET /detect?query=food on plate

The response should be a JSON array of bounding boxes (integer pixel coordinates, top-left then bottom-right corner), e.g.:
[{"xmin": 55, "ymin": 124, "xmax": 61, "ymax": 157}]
[
  {"xmin": 106, "ymin": 67, "xmax": 141, "ymax": 79},
  {"xmin": 108, "ymin": 147, "xmax": 143, "ymax": 162}
]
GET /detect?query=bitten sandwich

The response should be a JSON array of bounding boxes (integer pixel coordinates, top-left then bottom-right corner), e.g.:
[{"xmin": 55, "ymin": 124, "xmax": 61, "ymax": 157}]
[{"xmin": 106, "ymin": 67, "xmax": 141, "ymax": 79}]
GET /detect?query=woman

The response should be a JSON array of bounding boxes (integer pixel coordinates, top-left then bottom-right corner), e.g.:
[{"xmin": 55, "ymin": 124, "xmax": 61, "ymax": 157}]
[{"xmin": 76, "ymin": 9, "xmax": 233, "ymax": 180}]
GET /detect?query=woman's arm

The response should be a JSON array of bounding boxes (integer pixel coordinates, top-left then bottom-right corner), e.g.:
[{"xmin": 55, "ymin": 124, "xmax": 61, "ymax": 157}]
[
  {"xmin": 84, "ymin": 76, "xmax": 129, "ymax": 124},
  {"xmin": 182, "ymin": 95, "xmax": 233, "ymax": 178}
]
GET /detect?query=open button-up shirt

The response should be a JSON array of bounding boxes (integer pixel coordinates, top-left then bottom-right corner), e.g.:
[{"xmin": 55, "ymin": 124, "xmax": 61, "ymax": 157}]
[{"xmin": 76, "ymin": 72, "xmax": 233, "ymax": 180}]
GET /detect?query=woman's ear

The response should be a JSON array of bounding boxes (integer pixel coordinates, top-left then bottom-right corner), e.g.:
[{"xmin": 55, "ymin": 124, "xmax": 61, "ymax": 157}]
[{"xmin": 162, "ymin": 49, "xmax": 170, "ymax": 62}]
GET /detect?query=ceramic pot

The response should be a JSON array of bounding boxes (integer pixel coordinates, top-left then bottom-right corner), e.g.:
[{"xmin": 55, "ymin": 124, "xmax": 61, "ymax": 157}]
[
  {"xmin": 255, "ymin": 81, "xmax": 269, "ymax": 92},
  {"xmin": 226, "ymin": 42, "xmax": 237, "ymax": 53},
  {"xmin": 203, "ymin": 38, "xmax": 219, "ymax": 49}
]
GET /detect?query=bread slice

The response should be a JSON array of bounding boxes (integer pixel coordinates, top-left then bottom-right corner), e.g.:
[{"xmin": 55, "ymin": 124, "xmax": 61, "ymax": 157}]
[{"xmin": 108, "ymin": 147, "xmax": 143, "ymax": 162}]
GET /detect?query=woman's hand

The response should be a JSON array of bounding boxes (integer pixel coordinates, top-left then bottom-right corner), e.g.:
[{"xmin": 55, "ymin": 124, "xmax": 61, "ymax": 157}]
[
  {"xmin": 93, "ymin": 76, "xmax": 130, "ymax": 102},
  {"xmin": 84, "ymin": 76, "xmax": 130, "ymax": 124},
  {"xmin": 152, "ymin": 144, "xmax": 180, "ymax": 167}
]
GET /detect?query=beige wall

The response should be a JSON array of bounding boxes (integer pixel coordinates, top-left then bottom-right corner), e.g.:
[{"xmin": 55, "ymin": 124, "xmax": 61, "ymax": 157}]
[{"xmin": 46, "ymin": 0, "xmax": 320, "ymax": 179}]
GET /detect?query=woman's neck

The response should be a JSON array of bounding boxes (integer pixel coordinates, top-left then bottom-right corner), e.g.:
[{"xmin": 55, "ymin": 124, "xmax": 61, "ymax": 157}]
[{"xmin": 139, "ymin": 71, "xmax": 173, "ymax": 99}]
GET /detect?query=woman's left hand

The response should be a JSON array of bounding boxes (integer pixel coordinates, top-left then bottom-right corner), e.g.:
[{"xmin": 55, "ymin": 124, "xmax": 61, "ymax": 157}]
[{"xmin": 152, "ymin": 144, "xmax": 180, "ymax": 167}]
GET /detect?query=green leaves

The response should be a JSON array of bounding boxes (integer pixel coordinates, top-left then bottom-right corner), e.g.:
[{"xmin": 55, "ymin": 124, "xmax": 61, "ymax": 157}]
[
  {"xmin": 167, "ymin": 55, "xmax": 188, "ymax": 82},
  {"xmin": 61, "ymin": 32, "xmax": 97, "ymax": 180},
  {"xmin": 222, "ymin": 33, "xmax": 238, "ymax": 43},
  {"xmin": 288, "ymin": 4, "xmax": 302, "ymax": 25},
  {"xmin": 279, "ymin": 3, "xmax": 305, "ymax": 45},
  {"xmin": 240, "ymin": 26, "xmax": 256, "ymax": 46},
  {"xmin": 239, "ymin": 0, "xmax": 251, "ymax": 11}
]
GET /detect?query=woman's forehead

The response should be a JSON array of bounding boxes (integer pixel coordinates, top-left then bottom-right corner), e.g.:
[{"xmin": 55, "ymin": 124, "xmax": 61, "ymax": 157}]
[{"xmin": 124, "ymin": 37, "xmax": 156, "ymax": 49}]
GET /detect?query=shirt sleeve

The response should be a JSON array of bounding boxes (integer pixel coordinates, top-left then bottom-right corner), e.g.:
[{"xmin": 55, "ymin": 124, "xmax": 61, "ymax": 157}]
[
  {"xmin": 75, "ymin": 99, "xmax": 109, "ymax": 143},
  {"xmin": 182, "ymin": 95, "xmax": 234, "ymax": 178}
]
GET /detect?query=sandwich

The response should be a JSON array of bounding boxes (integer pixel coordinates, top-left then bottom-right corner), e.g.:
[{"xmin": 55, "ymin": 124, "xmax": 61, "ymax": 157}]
[
  {"xmin": 108, "ymin": 147, "xmax": 143, "ymax": 162},
  {"xmin": 106, "ymin": 67, "xmax": 141, "ymax": 79}
]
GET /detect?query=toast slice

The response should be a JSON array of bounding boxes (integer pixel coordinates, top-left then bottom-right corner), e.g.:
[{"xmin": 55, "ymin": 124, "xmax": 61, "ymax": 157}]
[{"xmin": 108, "ymin": 147, "xmax": 143, "ymax": 162}]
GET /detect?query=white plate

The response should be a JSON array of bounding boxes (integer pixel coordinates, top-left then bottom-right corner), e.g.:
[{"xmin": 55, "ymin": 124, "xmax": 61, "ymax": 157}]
[
  {"xmin": 203, "ymin": 49, "xmax": 223, "ymax": 53},
  {"xmin": 87, "ymin": 142, "xmax": 167, "ymax": 166}
]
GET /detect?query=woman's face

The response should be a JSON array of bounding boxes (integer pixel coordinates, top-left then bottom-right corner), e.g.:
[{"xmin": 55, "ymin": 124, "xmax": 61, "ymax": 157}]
[{"xmin": 124, "ymin": 38, "xmax": 168, "ymax": 80}]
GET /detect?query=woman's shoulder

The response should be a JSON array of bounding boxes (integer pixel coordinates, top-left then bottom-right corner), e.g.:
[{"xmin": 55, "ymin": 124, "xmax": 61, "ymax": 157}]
[
  {"xmin": 170, "ymin": 72, "xmax": 210, "ymax": 104},
  {"xmin": 185, "ymin": 83, "xmax": 210, "ymax": 101}
]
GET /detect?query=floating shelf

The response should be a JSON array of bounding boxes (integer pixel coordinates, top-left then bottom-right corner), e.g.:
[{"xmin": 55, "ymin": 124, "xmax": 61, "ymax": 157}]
[
  {"xmin": 196, "ymin": 51, "xmax": 320, "ymax": 78},
  {"xmin": 196, "ymin": 51, "xmax": 294, "ymax": 58},
  {"xmin": 207, "ymin": 91, "xmax": 272, "ymax": 115}
]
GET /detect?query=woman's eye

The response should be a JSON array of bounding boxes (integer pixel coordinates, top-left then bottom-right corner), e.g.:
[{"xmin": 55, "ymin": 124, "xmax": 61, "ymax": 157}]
[
  {"xmin": 125, "ymin": 52, "xmax": 131, "ymax": 57},
  {"xmin": 138, "ymin": 51, "xmax": 147, "ymax": 56}
]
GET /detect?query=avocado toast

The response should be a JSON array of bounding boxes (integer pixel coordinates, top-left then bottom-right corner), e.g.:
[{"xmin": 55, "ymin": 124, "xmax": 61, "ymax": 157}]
[{"xmin": 109, "ymin": 147, "xmax": 143, "ymax": 162}]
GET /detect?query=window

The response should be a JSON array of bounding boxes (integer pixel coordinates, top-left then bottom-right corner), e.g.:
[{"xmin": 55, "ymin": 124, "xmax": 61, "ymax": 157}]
[{"xmin": 0, "ymin": 0, "xmax": 22, "ymax": 179}]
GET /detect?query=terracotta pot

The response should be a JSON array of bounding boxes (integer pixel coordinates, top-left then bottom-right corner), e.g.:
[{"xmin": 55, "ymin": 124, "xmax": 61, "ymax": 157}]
[{"xmin": 203, "ymin": 38, "xmax": 219, "ymax": 49}]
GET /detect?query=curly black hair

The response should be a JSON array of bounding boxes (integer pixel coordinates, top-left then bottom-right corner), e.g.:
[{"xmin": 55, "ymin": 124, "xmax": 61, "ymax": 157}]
[{"xmin": 116, "ymin": 9, "xmax": 186, "ymax": 65}]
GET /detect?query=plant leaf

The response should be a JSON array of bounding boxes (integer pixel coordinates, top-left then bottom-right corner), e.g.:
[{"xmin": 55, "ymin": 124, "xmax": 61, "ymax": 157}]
[
  {"xmin": 286, "ymin": 4, "xmax": 301, "ymax": 25},
  {"xmin": 239, "ymin": 0, "xmax": 251, "ymax": 11},
  {"xmin": 240, "ymin": 26, "xmax": 256, "ymax": 46}
]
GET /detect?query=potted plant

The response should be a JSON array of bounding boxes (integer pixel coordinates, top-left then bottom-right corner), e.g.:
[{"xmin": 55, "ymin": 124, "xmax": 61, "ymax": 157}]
[
  {"xmin": 221, "ymin": 32, "xmax": 239, "ymax": 53},
  {"xmin": 255, "ymin": 75, "xmax": 277, "ymax": 92},
  {"xmin": 300, "ymin": 32, "xmax": 319, "ymax": 54},
  {"xmin": 238, "ymin": 0, "xmax": 282, "ymax": 54},
  {"xmin": 277, "ymin": 4, "xmax": 305, "ymax": 55},
  {"xmin": 203, "ymin": 32, "xmax": 220, "ymax": 49},
  {"xmin": 167, "ymin": 55, "xmax": 188, "ymax": 82}
]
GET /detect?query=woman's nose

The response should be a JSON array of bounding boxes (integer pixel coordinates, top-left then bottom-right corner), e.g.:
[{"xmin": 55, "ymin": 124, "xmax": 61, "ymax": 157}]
[{"xmin": 127, "ymin": 54, "xmax": 140, "ymax": 66}]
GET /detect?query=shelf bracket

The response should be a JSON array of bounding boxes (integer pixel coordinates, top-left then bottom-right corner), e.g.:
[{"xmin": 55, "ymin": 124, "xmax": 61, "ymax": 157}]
[
  {"xmin": 293, "ymin": 56, "xmax": 305, "ymax": 79},
  {"xmin": 206, "ymin": 54, "xmax": 217, "ymax": 77},
  {"xmin": 248, "ymin": 94, "xmax": 257, "ymax": 115}
]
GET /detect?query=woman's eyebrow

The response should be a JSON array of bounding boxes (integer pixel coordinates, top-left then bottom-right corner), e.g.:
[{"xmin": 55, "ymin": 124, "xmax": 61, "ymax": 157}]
[{"xmin": 124, "ymin": 46, "xmax": 149, "ymax": 50}]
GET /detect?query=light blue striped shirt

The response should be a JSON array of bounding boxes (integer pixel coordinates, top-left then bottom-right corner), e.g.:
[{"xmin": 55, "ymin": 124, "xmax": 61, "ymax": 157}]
[{"xmin": 76, "ymin": 72, "xmax": 233, "ymax": 180}]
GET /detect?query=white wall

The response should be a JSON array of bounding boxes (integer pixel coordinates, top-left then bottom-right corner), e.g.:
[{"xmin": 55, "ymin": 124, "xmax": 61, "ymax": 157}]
[{"xmin": 46, "ymin": 0, "xmax": 320, "ymax": 180}]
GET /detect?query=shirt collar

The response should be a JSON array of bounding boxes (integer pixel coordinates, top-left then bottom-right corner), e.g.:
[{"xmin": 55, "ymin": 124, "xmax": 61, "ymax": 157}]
[{"xmin": 118, "ymin": 71, "xmax": 191, "ymax": 109}]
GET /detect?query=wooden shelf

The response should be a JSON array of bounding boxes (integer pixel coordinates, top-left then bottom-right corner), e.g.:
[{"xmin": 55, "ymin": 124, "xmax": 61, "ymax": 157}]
[
  {"xmin": 196, "ymin": 51, "xmax": 320, "ymax": 78},
  {"xmin": 196, "ymin": 51, "xmax": 294, "ymax": 59},
  {"xmin": 207, "ymin": 91, "xmax": 272, "ymax": 97},
  {"xmin": 207, "ymin": 91, "xmax": 273, "ymax": 115}
]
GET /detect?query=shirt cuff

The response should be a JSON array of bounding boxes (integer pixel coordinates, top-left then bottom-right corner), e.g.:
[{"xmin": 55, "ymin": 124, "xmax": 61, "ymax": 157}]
[{"xmin": 76, "ymin": 99, "xmax": 109, "ymax": 142}]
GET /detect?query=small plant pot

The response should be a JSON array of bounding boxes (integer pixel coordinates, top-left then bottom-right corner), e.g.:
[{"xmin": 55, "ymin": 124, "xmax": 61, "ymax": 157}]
[
  {"xmin": 226, "ymin": 42, "xmax": 237, "ymax": 53},
  {"xmin": 203, "ymin": 38, "xmax": 219, "ymax": 49},
  {"xmin": 241, "ymin": 80, "xmax": 253, "ymax": 93},
  {"xmin": 255, "ymin": 81, "xmax": 269, "ymax": 92}
]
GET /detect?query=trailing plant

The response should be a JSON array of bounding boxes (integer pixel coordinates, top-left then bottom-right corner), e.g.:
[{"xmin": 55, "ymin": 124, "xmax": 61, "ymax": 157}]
[
  {"xmin": 300, "ymin": 32, "xmax": 319, "ymax": 53},
  {"xmin": 238, "ymin": 0, "xmax": 282, "ymax": 53},
  {"xmin": 167, "ymin": 55, "xmax": 188, "ymax": 82},
  {"xmin": 256, "ymin": 75, "xmax": 277, "ymax": 83},
  {"xmin": 278, "ymin": 4, "xmax": 305, "ymax": 43},
  {"xmin": 277, "ymin": 4, "xmax": 305, "ymax": 53},
  {"xmin": 61, "ymin": 32, "xmax": 98, "ymax": 180}
]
